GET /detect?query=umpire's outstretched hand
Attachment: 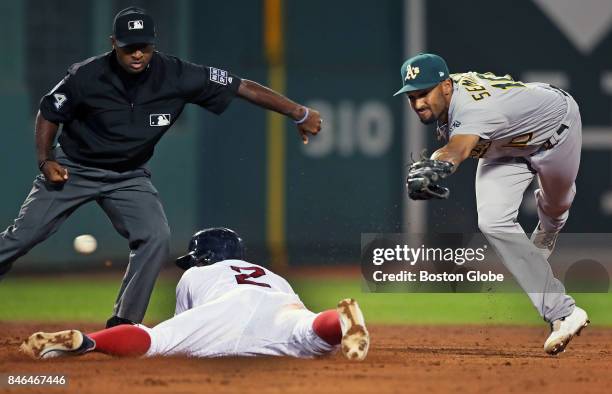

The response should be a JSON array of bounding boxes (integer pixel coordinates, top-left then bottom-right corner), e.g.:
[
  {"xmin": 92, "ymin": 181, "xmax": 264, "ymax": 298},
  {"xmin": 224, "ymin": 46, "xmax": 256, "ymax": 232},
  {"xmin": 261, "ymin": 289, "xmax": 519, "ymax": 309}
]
[
  {"xmin": 235, "ymin": 80, "xmax": 322, "ymax": 144},
  {"xmin": 42, "ymin": 160, "xmax": 69, "ymax": 183},
  {"xmin": 297, "ymin": 107, "xmax": 322, "ymax": 144}
]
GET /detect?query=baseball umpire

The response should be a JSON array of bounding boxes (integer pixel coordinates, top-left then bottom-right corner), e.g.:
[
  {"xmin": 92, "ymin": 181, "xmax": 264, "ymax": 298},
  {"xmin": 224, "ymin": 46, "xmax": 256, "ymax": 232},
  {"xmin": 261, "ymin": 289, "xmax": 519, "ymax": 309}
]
[
  {"xmin": 397, "ymin": 53, "xmax": 588, "ymax": 355},
  {"xmin": 0, "ymin": 7, "xmax": 321, "ymax": 328}
]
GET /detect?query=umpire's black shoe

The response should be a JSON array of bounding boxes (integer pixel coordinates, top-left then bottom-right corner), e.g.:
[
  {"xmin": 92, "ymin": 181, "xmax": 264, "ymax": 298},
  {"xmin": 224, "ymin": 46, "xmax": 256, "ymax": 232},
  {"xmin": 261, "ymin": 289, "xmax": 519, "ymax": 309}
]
[{"xmin": 105, "ymin": 316, "xmax": 136, "ymax": 328}]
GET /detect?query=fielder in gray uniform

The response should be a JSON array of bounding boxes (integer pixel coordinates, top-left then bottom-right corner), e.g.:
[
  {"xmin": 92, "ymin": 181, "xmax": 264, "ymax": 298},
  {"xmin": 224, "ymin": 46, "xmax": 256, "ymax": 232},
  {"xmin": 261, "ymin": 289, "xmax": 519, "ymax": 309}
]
[
  {"xmin": 0, "ymin": 7, "xmax": 322, "ymax": 328},
  {"xmin": 396, "ymin": 53, "xmax": 588, "ymax": 355}
]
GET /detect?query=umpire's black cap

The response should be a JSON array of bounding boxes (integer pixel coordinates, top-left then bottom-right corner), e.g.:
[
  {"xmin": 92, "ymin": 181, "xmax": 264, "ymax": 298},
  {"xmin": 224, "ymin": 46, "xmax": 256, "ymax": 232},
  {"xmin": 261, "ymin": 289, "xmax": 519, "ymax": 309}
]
[{"xmin": 113, "ymin": 6, "xmax": 156, "ymax": 48}]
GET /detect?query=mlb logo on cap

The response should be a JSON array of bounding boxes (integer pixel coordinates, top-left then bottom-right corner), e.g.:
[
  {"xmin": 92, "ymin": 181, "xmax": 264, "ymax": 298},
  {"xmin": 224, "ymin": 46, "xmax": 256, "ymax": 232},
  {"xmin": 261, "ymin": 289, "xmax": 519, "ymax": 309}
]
[
  {"xmin": 113, "ymin": 7, "xmax": 156, "ymax": 48},
  {"xmin": 128, "ymin": 20, "xmax": 144, "ymax": 30}
]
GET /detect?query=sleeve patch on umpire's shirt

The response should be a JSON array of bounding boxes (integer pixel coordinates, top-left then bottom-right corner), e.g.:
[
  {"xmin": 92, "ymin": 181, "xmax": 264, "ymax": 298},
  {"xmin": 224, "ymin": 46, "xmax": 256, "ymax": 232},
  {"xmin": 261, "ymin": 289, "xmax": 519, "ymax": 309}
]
[
  {"xmin": 53, "ymin": 93, "xmax": 67, "ymax": 110},
  {"xmin": 209, "ymin": 67, "xmax": 228, "ymax": 85},
  {"xmin": 150, "ymin": 114, "xmax": 171, "ymax": 126}
]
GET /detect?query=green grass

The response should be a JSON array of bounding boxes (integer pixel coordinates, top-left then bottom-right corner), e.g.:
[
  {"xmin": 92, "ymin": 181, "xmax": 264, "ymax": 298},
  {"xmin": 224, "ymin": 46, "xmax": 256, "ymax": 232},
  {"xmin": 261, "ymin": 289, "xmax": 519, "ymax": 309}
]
[
  {"xmin": 1, "ymin": 276, "xmax": 610, "ymax": 326},
  {"xmin": 292, "ymin": 279, "xmax": 612, "ymax": 326},
  {"xmin": 0, "ymin": 277, "xmax": 177, "ymax": 323}
]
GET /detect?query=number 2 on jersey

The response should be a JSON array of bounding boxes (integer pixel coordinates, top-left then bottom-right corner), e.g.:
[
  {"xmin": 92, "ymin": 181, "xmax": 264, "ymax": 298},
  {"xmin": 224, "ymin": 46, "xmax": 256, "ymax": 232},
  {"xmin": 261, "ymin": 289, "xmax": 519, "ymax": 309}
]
[{"xmin": 230, "ymin": 266, "xmax": 271, "ymax": 288}]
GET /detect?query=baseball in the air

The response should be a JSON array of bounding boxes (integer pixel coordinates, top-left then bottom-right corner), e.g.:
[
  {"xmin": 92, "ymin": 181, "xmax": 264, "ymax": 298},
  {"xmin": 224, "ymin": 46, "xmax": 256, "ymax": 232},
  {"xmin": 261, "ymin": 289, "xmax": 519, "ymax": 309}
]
[{"xmin": 73, "ymin": 234, "xmax": 97, "ymax": 254}]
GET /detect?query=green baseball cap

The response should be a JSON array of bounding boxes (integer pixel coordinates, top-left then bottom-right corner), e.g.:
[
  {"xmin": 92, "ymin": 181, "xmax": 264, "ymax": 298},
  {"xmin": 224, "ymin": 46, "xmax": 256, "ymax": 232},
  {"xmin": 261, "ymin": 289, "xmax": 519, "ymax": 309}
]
[{"xmin": 393, "ymin": 53, "xmax": 450, "ymax": 96}]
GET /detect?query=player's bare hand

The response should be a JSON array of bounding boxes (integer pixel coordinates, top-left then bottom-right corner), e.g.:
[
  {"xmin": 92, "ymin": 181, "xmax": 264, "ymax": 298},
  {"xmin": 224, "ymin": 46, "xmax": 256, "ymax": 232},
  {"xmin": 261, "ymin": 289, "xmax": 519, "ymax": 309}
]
[
  {"xmin": 42, "ymin": 160, "xmax": 69, "ymax": 183},
  {"xmin": 295, "ymin": 107, "xmax": 322, "ymax": 145}
]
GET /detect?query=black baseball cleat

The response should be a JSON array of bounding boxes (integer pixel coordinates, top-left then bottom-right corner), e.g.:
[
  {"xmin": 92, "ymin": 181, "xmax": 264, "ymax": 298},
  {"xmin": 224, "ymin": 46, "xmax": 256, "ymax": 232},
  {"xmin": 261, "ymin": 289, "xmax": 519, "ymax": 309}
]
[
  {"xmin": 20, "ymin": 330, "xmax": 96, "ymax": 359},
  {"xmin": 106, "ymin": 316, "xmax": 135, "ymax": 328}
]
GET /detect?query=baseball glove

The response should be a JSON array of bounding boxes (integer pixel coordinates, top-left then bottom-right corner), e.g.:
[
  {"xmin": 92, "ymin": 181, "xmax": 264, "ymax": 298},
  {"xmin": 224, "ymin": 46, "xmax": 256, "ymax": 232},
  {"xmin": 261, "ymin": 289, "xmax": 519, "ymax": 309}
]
[{"xmin": 406, "ymin": 157, "xmax": 454, "ymax": 200}]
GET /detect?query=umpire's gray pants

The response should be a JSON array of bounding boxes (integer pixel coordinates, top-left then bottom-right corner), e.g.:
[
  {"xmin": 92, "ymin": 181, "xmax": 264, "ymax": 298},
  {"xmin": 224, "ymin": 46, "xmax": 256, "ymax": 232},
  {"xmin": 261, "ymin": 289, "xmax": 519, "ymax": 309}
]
[{"xmin": 0, "ymin": 146, "xmax": 170, "ymax": 323}]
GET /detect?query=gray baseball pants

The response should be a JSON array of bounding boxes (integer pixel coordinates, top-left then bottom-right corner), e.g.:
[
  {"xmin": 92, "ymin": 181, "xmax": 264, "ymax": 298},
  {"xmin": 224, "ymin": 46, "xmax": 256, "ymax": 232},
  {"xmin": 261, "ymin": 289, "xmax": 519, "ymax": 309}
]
[
  {"xmin": 0, "ymin": 146, "xmax": 170, "ymax": 323},
  {"xmin": 476, "ymin": 94, "xmax": 581, "ymax": 323}
]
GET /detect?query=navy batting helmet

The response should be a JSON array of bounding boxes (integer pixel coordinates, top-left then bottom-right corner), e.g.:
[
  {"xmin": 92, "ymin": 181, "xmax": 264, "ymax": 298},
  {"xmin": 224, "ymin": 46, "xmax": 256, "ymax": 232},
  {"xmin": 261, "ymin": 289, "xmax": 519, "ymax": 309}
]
[{"xmin": 176, "ymin": 227, "xmax": 245, "ymax": 270}]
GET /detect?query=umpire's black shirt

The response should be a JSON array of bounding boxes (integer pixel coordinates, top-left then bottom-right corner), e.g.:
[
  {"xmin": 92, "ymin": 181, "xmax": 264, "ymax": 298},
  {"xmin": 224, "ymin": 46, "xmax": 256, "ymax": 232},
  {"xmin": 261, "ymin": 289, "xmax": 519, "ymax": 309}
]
[{"xmin": 40, "ymin": 51, "xmax": 241, "ymax": 172}]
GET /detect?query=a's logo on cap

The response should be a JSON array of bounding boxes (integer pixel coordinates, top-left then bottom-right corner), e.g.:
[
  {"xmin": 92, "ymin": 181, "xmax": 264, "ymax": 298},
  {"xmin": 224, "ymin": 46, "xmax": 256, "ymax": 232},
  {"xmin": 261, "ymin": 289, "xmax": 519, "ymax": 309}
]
[
  {"xmin": 439, "ymin": 71, "xmax": 445, "ymax": 77},
  {"xmin": 128, "ymin": 20, "xmax": 144, "ymax": 30},
  {"xmin": 405, "ymin": 64, "xmax": 420, "ymax": 81}
]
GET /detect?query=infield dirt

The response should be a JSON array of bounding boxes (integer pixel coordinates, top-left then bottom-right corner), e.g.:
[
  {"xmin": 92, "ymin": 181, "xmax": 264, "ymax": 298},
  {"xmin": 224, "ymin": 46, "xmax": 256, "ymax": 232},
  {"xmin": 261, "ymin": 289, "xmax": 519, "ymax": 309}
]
[{"xmin": 1, "ymin": 323, "xmax": 610, "ymax": 394}]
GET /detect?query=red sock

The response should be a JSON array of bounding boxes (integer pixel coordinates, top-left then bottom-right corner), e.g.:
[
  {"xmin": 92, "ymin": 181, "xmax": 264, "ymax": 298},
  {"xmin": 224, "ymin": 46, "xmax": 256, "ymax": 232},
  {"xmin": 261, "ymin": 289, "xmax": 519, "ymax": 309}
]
[
  {"xmin": 312, "ymin": 310, "xmax": 342, "ymax": 345},
  {"xmin": 88, "ymin": 325, "xmax": 151, "ymax": 357}
]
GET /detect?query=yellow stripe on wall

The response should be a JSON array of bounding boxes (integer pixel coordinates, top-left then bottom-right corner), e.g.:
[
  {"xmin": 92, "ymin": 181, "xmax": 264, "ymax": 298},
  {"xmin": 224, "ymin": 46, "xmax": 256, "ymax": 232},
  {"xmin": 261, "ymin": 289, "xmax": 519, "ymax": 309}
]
[{"xmin": 264, "ymin": 0, "xmax": 288, "ymax": 270}]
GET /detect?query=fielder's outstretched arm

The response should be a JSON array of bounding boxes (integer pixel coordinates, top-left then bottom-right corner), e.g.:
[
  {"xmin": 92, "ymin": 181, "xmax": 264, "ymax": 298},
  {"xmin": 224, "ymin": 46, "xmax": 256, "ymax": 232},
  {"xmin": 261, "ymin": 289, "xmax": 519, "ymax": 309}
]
[
  {"xmin": 430, "ymin": 134, "xmax": 480, "ymax": 171},
  {"xmin": 237, "ymin": 79, "xmax": 322, "ymax": 144}
]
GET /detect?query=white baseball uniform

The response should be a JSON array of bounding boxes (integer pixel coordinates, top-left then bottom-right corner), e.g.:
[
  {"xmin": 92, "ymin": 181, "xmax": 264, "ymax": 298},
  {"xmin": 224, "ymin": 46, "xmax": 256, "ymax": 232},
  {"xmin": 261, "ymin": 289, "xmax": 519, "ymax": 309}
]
[
  {"xmin": 138, "ymin": 260, "xmax": 334, "ymax": 358},
  {"xmin": 437, "ymin": 72, "xmax": 582, "ymax": 322}
]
